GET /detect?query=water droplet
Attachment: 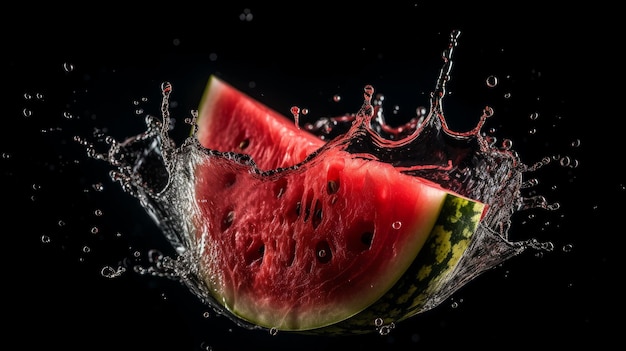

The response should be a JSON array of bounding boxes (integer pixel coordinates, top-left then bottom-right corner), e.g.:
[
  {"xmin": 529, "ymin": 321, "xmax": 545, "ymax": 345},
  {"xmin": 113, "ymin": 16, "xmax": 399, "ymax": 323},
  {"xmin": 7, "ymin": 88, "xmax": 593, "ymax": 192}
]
[
  {"xmin": 529, "ymin": 112, "xmax": 540, "ymax": 120},
  {"xmin": 161, "ymin": 82, "xmax": 172, "ymax": 94},
  {"xmin": 392, "ymin": 221, "xmax": 402, "ymax": 229},
  {"xmin": 559, "ymin": 156, "xmax": 572, "ymax": 167},
  {"xmin": 90, "ymin": 226, "xmax": 99, "ymax": 234},
  {"xmin": 63, "ymin": 62, "xmax": 74, "ymax": 72},
  {"xmin": 239, "ymin": 8, "xmax": 253, "ymax": 21},
  {"xmin": 570, "ymin": 139, "xmax": 581, "ymax": 148},
  {"xmin": 333, "ymin": 94, "xmax": 341, "ymax": 102},
  {"xmin": 416, "ymin": 106, "xmax": 427, "ymax": 118},
  {"xmin": 22, "ymin": 108, "xmax": 32, "ymax": 118},
  {"xmin": 290, "ymin": 106, "xmax": 300, "ymax": 129},
  {"xmin": 148, "ymin": 249, "xmax": 164, "ymax": 263},
  {"xmin": 562, "ymin": 243, "xmax": 573, "ymax": 253},
  {"xmin": 41, "ymin": 235, "xmax": 51, "ymax": 244},
  {"xmin": 269, "ymin": 327, "xmax": 278, "ymax": 336},
  {"xmin": 94, "ymin": 209, "xmax": 103, "ymax": 216},
  {"xmin": 486, "ymin": 75, "xmax": 498, "ymax": 87},
  {"xmin": 101, "ymin": 266, "xmax": 123, "ymax": 278},
  {"xmin": 484, "ymin": 106, "xmax": 494, "ymax": 117},
  {"xmin": 501, "ymin": 139, "xmax": 513, "ymax": 150}
]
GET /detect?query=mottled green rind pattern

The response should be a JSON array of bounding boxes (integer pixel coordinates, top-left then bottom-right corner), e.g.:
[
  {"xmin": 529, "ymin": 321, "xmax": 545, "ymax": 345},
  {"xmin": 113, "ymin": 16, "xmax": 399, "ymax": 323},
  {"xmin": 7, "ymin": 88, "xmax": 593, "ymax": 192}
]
[{"xmin": 313, "ymin": 194, "xmax": 485, "ymax": 335}]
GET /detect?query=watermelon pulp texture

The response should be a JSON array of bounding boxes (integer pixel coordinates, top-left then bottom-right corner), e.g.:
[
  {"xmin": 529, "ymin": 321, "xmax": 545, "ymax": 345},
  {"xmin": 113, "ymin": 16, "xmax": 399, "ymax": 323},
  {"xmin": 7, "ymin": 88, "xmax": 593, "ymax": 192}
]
[
  {"xmin": 193, "ymin": 76, "xmax": 486, "ymax": 331},
  {"xmin": 196, "ymin": 77, "xmax": 321, "ymax": 171}
]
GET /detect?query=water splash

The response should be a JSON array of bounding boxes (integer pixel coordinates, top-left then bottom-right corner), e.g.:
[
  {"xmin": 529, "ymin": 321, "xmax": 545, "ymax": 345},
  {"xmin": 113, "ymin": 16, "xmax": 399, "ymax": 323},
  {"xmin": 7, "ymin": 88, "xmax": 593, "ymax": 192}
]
[{"xmin": 86, "ymin": 29, "xmax": 563, "ymax": 334}]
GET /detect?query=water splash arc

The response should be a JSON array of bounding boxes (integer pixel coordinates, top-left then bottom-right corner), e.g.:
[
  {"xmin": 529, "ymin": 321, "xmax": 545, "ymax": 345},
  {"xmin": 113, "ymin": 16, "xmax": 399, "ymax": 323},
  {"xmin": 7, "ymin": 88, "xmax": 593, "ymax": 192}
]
[{"xmin": 92, "ymin": 29, "xmax": 555, "ymax": 333}]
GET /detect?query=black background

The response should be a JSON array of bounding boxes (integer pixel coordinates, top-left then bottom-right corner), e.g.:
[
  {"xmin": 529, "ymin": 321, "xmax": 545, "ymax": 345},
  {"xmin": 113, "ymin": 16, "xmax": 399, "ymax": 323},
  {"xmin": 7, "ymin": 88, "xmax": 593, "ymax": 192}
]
[{"xmin": 4, "ymin": 2, "xmax": 620, "ymax": 350}]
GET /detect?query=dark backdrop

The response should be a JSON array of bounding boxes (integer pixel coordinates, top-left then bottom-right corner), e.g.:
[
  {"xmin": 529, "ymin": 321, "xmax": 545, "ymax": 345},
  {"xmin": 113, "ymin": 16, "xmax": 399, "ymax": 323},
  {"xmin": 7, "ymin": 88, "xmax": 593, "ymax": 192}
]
[{"xmin": 4, "ymin": 2, "xmax": 619, "ymax": 350}]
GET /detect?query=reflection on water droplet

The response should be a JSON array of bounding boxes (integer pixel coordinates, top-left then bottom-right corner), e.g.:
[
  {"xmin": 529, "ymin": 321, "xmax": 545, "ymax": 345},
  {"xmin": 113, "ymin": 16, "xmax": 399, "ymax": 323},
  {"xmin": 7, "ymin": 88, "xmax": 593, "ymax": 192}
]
[
  {"xmin": 290, "ymin": 106, "xmax": 300, "ymax": 129},
  {"xmin": 333, "ymin": 94, "xmax": 341, "ymax": 102},
  {"xmin": 63, "ymin": 62, "xmax": 74, "ymax": 72},
  {"xmin": 562, "ymin": 243, "xmax": 573, "ymax": 252},
  {"xmin": 392, "ymin": 221, "xmax": 402, "ymax": 229},
  {"xmin": 547, "ymin": 202, "xmax": 560, "ymax": 211},
  {"xmin": 529, "ymin": 112, "xmax": 539, "ymax": 120},
  {"xmin": 501, "ymin": 139, "xmax": 513, "ymax": 150},
  {"xmin": 22, "ymin": 109, "xmax": 32, "ymax": 118},
  {"xmin": 269, "ymin": 327, "xmax": 278, "ymax": 336},
  {"xmin": 486, "ymin": 75, "xmax": 498, "ymax": 87},
  {"xmin": 484, "ymin": 106, "xmax": 494, "ymax": 117},
  {"xmin": 94, "ymin": 209, "xmax": 103, "ymax": 216},
  {"xmin": 570, "ymin": 139, "xmax": 581, "ymax": 148},
  {"xmin": 377, "ymin": 322, "xmax": 395, "ymax": 335},
  {"xmin": 41, "ymin": 235, "xmax": 51, "ymax": 244},
  {"xmin": 91, "ymin": 226, "xmax": 99, "ymax": 234},
  {"xmin": 101, "ymin": 265, "xmax": 126, "ymax": 278},
  {"xmin": 559, "ymin": 156, "xmax": 572, "ymax": 167}
]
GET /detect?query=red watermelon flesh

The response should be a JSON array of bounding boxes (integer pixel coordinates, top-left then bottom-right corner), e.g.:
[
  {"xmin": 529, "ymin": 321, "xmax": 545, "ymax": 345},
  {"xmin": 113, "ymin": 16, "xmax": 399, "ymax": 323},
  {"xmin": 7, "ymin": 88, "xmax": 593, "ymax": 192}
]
[
  {"xmin": 197, "ymin": 76, "xmax": 322, "ymax": 171},
  {"xmin": 193, "ymin": 75, "xmax": 486, "ymax": 331}
]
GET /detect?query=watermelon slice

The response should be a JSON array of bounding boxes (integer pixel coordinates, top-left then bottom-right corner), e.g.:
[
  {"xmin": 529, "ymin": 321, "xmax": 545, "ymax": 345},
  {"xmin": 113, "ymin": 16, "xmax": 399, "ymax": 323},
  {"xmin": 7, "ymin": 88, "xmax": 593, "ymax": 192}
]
[{"xmin": 192, "ymin": 75, "xmax": 486, "ymax": 332}]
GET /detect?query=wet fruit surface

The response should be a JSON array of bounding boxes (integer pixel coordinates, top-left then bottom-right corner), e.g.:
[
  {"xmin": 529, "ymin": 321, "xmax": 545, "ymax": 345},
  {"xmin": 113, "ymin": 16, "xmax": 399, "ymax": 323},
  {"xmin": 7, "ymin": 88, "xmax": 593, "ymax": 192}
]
[{"xmin": 5, "ymin": 1, "xmax": 618, "ymax": 349}]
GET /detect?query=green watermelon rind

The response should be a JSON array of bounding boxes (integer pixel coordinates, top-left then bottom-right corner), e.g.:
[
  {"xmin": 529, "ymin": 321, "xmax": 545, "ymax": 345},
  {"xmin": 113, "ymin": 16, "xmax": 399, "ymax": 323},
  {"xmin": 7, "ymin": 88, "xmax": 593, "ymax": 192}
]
[{"xmin": 312, "ymin": 195, "xmax": 485, "ymax": 335}]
